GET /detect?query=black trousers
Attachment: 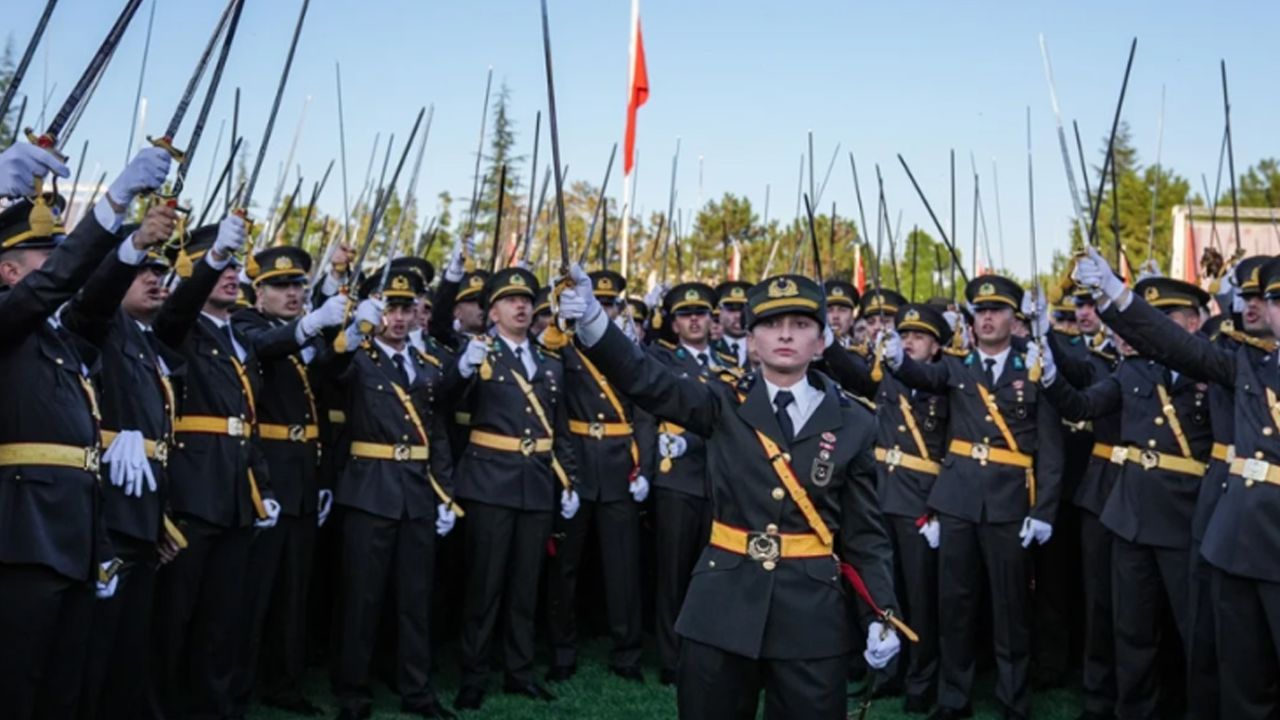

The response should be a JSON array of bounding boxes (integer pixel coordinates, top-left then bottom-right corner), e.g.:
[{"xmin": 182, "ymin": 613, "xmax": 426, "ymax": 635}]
[
  {"xmin": 334, "ymin": 507, "xmax": 437, "ymax": 714},
  {"xmin": 0, "ymin": 562, "xmax": 94, "ymax": 720},
  {"xmin": 1186, "ymin": 539, "xmax": 1219, "ymax": 720},
  {"xmin": 1212, "ymin": 566, "xmax": 1280, "ymax": 720},
  {"xmin": 886, "ymin": 514, "xmax": 938, "ymax": 700},
  {"xmin": 460, "ymin": 501, "xmax": 553, "ymax": 689},
  {"xmin": 1112, "ymin": 537, "xmax": 1189, "ymax": 720},
  {"xmin": 1032, "ymin": 502, "xmax": 1080, "ymax": 682},
  {"xmin": 1078, "ymin": 511, "xmax": 1117, "ymax": 716},
  {"xmin": 677, "ymin": 638, "xmax": 847, "ymax": 720},
  {"xmin": 936, "ymin": 515, "xmax": 1031, "ymax": 718},
  {"xmin": 234, "ymin": 512, "xmax": 317, "ymax": 710},
  {"xmin": 79, "ymin": 534, "xmax": 158, "ymax": 720},
  {"xmin": 654, "ymin": 488, "xmax": 711, "ymax": 674},
  {"xmin": 546, "ymin": 497, "xmax": 643, "ymax": 669},
  {"xmin": 149, "ymin": 518, "xmax": 253, "ymax": 720}
]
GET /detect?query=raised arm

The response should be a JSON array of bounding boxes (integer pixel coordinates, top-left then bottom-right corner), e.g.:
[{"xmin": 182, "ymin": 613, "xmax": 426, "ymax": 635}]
[
  {"xmin": 1042, "ymin": 370, "xmax": 1123, "ymax": 423},
  {"xmin": 1102, "ymin": 295, "xmax": 1235, "ymax": 388},
  {"xmin": 822, "ymin": 343, "xmax": 879, "ymax": 398}
]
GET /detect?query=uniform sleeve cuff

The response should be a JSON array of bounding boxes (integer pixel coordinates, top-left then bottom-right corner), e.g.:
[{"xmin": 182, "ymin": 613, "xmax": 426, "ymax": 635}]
[
  {"xmin": 204, "ymin": 249, "xmax": 232, "ymax": 271},
  {"xmin": 116, "ymin": 236, "xmax": 148, "ymax": 266},
  {"xmin": 93, "ymin": 197, "xmax": 124, "ymax": 233},
  {"xmin": 576, "ymin": 306, "xmax": 609, "ymax": 347}
]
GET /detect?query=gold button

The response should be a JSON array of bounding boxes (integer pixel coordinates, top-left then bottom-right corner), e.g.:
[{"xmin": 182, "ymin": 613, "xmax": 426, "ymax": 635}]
[
  {"xmin": 708, "ymin": 560, "xmax": 716, "ymax": 568},
  {"xmin": 404, "ymin": 415, "xmax": 411, "ymax": 421},
  {"xmin": 984, "ymin": 415, "xmax": 993, "ymax": 423},
  {"xmin": 377, "ymin": 385, "xmax": 384, "ymax": 391},
  {"xmin": 597, "ymin": 413, "xmax": 606, "ymax": 420},
  {"xmin": 1148, "ymin": 440, "xmax": 1157, "ymax": 448},
  {"xmin": 55, "ymin": 358, "xmax": 63, "ymax": 365},
  {"xmin": 897, "ymin": 425, "xmax": 907, "ymax": 433},
  {"xmin": 958, "ymin": 383, "xmax": 965, "ymax": 389},
  {"xmin": 526, "ymin": 407, "xmax": 533, "ymax": 413},
  {"xmin": 762, "ymin": 560, "xmax": 777, "ymax": 572},
  {"xmin": 1257, "ymin": 451, "xmax": 1265, "ymax": 460},
  {"xmin": 765, "ymin": 523, "xmax": 779, "ymax": 534},
  {"xmin": 1266, "ymin": 428, "xmax": 1275, "ymax": 437},
  {"xmin": 771, "ymin": 488, "xmax": 785, "ymax": 501},
  {"xmin": 1154, "ymin": 418, "xmax": 1165, "ymax": 426}
]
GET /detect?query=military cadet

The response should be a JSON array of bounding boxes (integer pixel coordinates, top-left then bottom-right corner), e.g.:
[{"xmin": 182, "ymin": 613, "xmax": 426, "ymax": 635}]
[
  {"xmin": 861, "ymin": 288, "xmax": 906, "ymax": 345},
  {"xmin": 149, "ymin": 215, "xmax": 283, "ymax": 719},
  {"xmin": 1038, "ymin": 275, "xmax": 1214, "ymax": 719},
  {"xmin": 626, "ymin": 297, "xmax": 649, "ymax": 345},
  {"xmin": 60, "ymin": 205, "xmax": 186, "ymax": 720},
  {"xmin": 822, "ymin": 302, "xmax": 951, "ymax": 714},
  {"xmin": 450, "ymin": 267, "xmax": 580, "ymax": 711},
  {"xmin": 1072, "ymin": 247, "xmax": 1280, "ymax": 720},
  {"xmin": 1039, "ymin": 285, "xmax": 1124, "ymax": 720},
  {"xmin": 546, "ymin": 269, "xmax": 649, "ymax": 683},
  {"xmin": 0, "ymin": 144, "xmax": 169, "ymax": 720},
  {"xmin": 395, "ymin": 255, "xmax": 437, "ymax": 356},
  {"xmin": 645, "ymin": 282, "xmax": 722, "ymax": 685},
  {"xmin": 429, "ymin": 261, "xmax": 490, "ymax": 352},
  {"xmin": 824, "ymin": 279, "xmax": 860, "ymax": 348},
  {"xmin": 557, "ymin": 266, "xmax": 902, "ymax": 719},
  {"xmin": 323, "ymin": 265, "xmax": 458, "ymax": 720},
  {"xmin": 231, "ymin": 245, "xmax": 349, "ymax": 715},
  {"xmin": 714, "ymin": 280, "xmax": 752, "ymax": 367},
  {"xmin": 882, "ymin": 274, "xmax": 1063, "ymax": 720}
]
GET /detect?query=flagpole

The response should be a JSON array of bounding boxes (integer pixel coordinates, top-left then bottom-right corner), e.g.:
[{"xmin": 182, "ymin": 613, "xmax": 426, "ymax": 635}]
[{"xmin": 620, "ymin": 0, "xmax": 641, "ymax": 278}]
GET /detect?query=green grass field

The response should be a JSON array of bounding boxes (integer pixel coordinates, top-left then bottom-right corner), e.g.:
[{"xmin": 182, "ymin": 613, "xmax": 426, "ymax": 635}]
[{"xmin": 247, "ymin": 639, "xmax": 1085, "ymax": 719}]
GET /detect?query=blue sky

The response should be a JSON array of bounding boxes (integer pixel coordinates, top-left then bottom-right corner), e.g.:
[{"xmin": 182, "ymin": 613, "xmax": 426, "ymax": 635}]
[{"xmin": 8, "ymin": 0, "xmax": 1279, "ymax": 277}]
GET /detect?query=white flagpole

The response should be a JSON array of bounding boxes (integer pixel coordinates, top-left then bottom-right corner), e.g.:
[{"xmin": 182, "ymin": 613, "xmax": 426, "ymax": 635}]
[{"xmin": 620, "ymin": 0, "xmax": 640, "ymax": 277}]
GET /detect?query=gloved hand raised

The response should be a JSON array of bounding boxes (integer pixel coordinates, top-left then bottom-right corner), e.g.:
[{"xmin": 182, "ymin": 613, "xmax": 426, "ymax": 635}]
[
  {"xmin": 880, "ymin": 329, "xmax": 904, "ymax": 370},
  {"xmin": 212, "ymin": 214, "xmax": 247, "ymax": 259},
  {"xmin": 458, "ymin": 337, "xmax": 490, "ymax": 378},
  {"xmin": 555, "ymin": 264, "xmax": 600, "ymax": 324},
  {"xmin": 1072, "ymin": 246, "xmax": 1125, "ymax": 302},
  {"xmin": 300, "ymin": 294, "xmax": 349, "ymax": 338},
  {"xmin": 1021, "ymin": 286, "xmax": 1050, "ymax": 338},
  {"xmin": 107, "ymin": 146, "xmax": 172, "ymax": 208},
  {"xmin": 0, "ymin": 143, "xmax": 70, "ymax": 197}
]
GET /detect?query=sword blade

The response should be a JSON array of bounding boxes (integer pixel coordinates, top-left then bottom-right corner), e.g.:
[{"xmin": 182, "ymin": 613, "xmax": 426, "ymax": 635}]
[
  {"xmin": 0, "ymin": 0, "xmax": 59, "ymax": 122},
  {"xmin": 241, "ymin": 0, "xmax": 311, "ymax": 210},
  {"xmin": 40, "ymin": 0, "xmax": 144, "ymax": 144},
  {"xmin": 163, "ymin": 0, "xmax": 238, "ymax": 141}
]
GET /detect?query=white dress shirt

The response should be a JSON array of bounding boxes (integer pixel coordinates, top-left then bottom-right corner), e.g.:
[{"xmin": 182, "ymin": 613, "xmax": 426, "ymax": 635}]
[
  {"xmin": 498, "ymin": 335, "xmax": 537, "ymax": 378},
  {"xmin": 764, "ymin": 377, "xmax": 823, "ymax": 437},
  {"xmin": 977, "ymin": 346, "xmax": 1012, "ymax": 385},
  {"xmin": 374, "ymin": 338, "xmax": 416, "ymax": 383},
  {"xmin": 723, "ymin": 335, "xmax": 748, "ymax": 366},
  {"xmin": 681, "ymin": 343, "xmax": 715, "ymax": 369}
]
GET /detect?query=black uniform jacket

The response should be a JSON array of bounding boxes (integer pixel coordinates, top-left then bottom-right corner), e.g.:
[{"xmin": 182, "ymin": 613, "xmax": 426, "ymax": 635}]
[
  {"xmin": 892, "ymin": 342, "xmax": 1065, "ymax": 525},
  {"xmin": 646, "ymin": 339, "xmax": 716, "ymax": 499},
  {"xmin": 1047, "ymin": 331, "xmax": 1123, "ymax": 516},
  {"xmin": 0, "ymin": 213, "xmax": 122, "ymax": 581},
  {"xmin": 585, "ymin": 323, "xmax": 897, "ymax": 661}
]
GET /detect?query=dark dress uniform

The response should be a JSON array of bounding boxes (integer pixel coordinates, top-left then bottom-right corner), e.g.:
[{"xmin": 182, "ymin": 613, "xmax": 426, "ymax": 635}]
[
  {"xmin": 1045, "ymin": 323, "xmax": 1123, "ymax": 718},
  {"xmin": 450, "ymin": 268, "xmax": 579, "ymax": 702},
  {"xmin": 890, "ymin": 275, "xmax": 1064, "ymax": 720},
  {"xmin": 823, "ymin": 303, "xmax": 951, "ymax": 709},
  {"xmin": 61, "ymin": 243, "xmax": 184, "ymax": 720},
  {"xmin": 1093, "ymin": 268, "xmax": 1280, "ymax": 720},
  {"xmin": 230, "ymin": 246, "xmax": 324, "ymax": 712},
  {"xmin": 1043, "ymin": 279, "xmax": 1214, "ymax": 720},
  {"xmin": 149, "ymin": 231, "xmax": 275, "ymax": 720},
  {"xmin": 580, "ymin": 275, "xmax": 899, "ymax": 720},
  {"xmin": 546, "ymin": 270, "xmax": 646, "ymax": 677},
  {"xmin": 0, "ymin": 198, "xmax": 126, "ymax": 720},
  {"xmin": 322, "ymin": 265, "xmax": 456, "ymax": 718}
]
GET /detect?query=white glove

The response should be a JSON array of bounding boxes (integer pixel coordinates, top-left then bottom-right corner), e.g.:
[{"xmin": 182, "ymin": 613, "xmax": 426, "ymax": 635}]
[
  {"xmin": 95, "ymin": 561, "xmax": 120, "ymax": 599},
  {"xmin": 1216, "ymin": 265, "xmax": 1239, "ymax": 313},
  {"xmin": 557, "ymin": 264, "xmax": 602, "ymax": 323},
  {"xmin": 317, "ymin": 489, "xmax": 333, "ymax": 527},
  {"xmin": 823, "ymin": 324, "xmax": 835, "ymax": 349},
  {"xmin": 1136, "ymin": 258, "xmax": 1162, "ymax": 281},
  {"xmin": 212, "ymin": 213, "xmax": 247, "ymax": 258},
  {"xmin": 1022, "ymin": 286, "xmax": 1050, "ymax": 338},
  {"xmin": 0, "ymin": 142, "xmax": 70, "ymax": 197},
  {"xmin": 102, "ymin": 430, "xmax": 157, "ymax": 498},
  {"xmin": 300, "ymin": 294, "xmax": 349, "ymax": 338},
  {"xmin": 918, "ymin": 517, "xmax": 940, "ymax": 549},
  {"xmin": 107, "ymin": 146, "xmax": 172, "ymax": 206},
  {"xmin": 339, "ymin": 297, "xmax": 383, "ymax": 348},
  {"xmin": 863, "ymin": 621, "xmax": 902, "ymax": 669},
  {"xmin": 658, "ymin": 432, "xmax": 688, "ymax": 459},
  {"xmin": 643, "ymin": 283, "xmax": 666, "ymax": 310},
  {"xmin": 881, "ymin": 329, "xmax": 904, "ymax": 370},
  {"xmin": 1035, "ymin": 339, "xmax": 1056, "ymax": 387},
  {"xmin": 1072, "ymin": 247, "xmax": 1125, "ymax": 301},
  {"xmin": 444, "ymin": 243, "xmax": 466, "ymax": 282},
  {"xmin": 255, "ymin": 498, "xmax": 282, "ymax": 529},
  {"xmin": 458, "ymin": 337, "xmax": 490, "ymax": 378},
  {"xmin": 630, "ymin": 474, "xmax": 650, "ymax": 503},
  {"xmin": 1019, "ymin": 517, "xmax": 1053, "ymax": 548},
  {"xmin": 614, "ymin": 312, "xmax": 639, "ymax": 344},
  {"xmin": 560, "ymin": 489, "xmax": 580, "ymax": 520},
  {"xmin": 436, "ymin": 503, "xmax": 457, "ymax": 536}
]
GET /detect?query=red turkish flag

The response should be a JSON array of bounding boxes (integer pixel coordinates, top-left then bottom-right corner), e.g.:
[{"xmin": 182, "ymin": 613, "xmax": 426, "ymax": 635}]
[
  {"xmin": 853, "ymin": 244, "xmax": 866, "ymax": 293},
  {"xmin": 624, "ymin": 3, "xmax": 649, "ymax": 176}
]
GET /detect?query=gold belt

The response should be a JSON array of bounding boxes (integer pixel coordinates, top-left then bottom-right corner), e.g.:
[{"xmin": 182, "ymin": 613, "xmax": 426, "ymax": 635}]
[
  {"xmin": 0, "ymin": 442, "xmax": 101, "ymax": 472},
  {"xmin": 469, "ymin": 430, "xmax": 552, "ymax": 456},
  {"xmin": 708, "ymin": 520, "xmax": 832, "ymax": 568},
  {"xmin": 326, "ymin": 409, "xmax": 346, "ymax": 424},
  {"xmin": 1091, "ymin": 442, "xmax": 1119, "ymax": 463},
  {"xmin": 874, "ymin": 447, "xmax": 941, "ymax": 475},
  {"xmin": 1230, "ymin": 457, "xmax": 1280, "ymax": 487},
  {"xmin": 349, "ymin": 441, "xmax": 428, "ymax": 462},
  {"xmin": 257, "ymin": 423, "xmax": 319, "ymax": 442},
  {"xmin": 454, "ymin": 412, "xmax": 472, "ymax": 427},
  {"xmin": 100, "ymin": 430, "xmax": 169, "ymax": 463},
  {"xmin": 1212, "ymin": 443, "xmax": 1235, "ymax": 463},
  {"xmin": 567, "ymin": 419, "xmax": 633, "ymax": 439},
  {"xmin": 948, "ymin": 439, "xmax": 1033, "ymax": 469},
  {"xmin": 1120, "ymin": 447, "xmax": 1206, "ymax": 476},
  {"xmin": 174, "ymin": 415, "xmax": 251, "ymax": 438}
]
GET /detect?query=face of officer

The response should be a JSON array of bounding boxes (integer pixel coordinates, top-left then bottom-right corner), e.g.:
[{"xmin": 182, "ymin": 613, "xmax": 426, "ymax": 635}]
[
  {"xmin": 410, "ymin": 297, "xmax": 427, "ymax": 331},
  {"xmin": 673, "ymin": 310, "xmax": 710, "ymax": 347},
  {"xmin": 455, "ymin": 299, "xmax": 485, "ymax": 334},
  {"xmin": 531, "ymin": 311, "xmax": 551, "ymax": 337},
  {"xmin": 206, "ymin": 265, "xmax": 242, "ymax": 312},
  {"xmin": 863, "ymin": 313, "xmax": 892, "ymax": 339},
  {"xmin": 827, "ymin": 304, "xmax": 854, "ymax": 338},
  {"xmin": 1166, "ymin": 307, "xmax": 1202, "ymax": 335},
  {"xmin": 381, "ymin": 302, "xmax": 413, "ymax": 345},
  {"xmin": 489, "ymin": 294, "xmax": 532, "ymax": 338},
  {"xmin": 749, "ymin": 313, "xmax": 823, "ymax": 378},
  {"xmin": 1266, "ymin": 298, "xmax": 1280, "ymax": 338},
  {"xmin": 258, "ymin": 280, "xmax": 306, "ymax": 319},
  {"xmin": 902, "ymin": 329, "xmax": 940, "ymax": 363},
  {"xmin": 853, "ymin": 318, "xmax": 869, "ymax": 344},
  {"xmin": 973, "ymin": 306, "xmax": 1014, "ymax": 349},
  {"xmin": 720, "ymin": 303, "xmax": 746, "ymax": 338},
  {"xmin": 0, "ymin": 247, "xmax": 52, "ymax": 287},
  {"xmin": 1075, "ymin": 301, "xmax": 1102, "ymax": 335},
  {"xmin": 709, "ymin": 314, "xmax": 723, "ymax": 342},
  {"xmin": 1243, "ymin": 294, "xmax": 1270, "ymax": 335},
  {"xmin": 122, "ymin": 266, "xmax": 167, "ymax": 321}
]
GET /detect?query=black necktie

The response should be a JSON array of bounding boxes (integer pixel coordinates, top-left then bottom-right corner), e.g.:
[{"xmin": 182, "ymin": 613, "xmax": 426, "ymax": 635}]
[
  {"xmin": 514, "ymin": 346, "xmax": 529, "ymax": 379},
  {"xmin": 729, "ymin": 342, "xmax": 740, "ymax": 362},
  {"xmin": 983, "ymin": 357, "xmax": 996, "ymax": 386},
  {"xmin": 774, "ymin": 390, "xmax": 796, "ymax": 444},
  {"xmin": 697, "ymin": 352, "xmax": 709, "ymax": 367},
  {"xmin": 392, "ymin": 354, "xmax": 410, "ymax": 387}
]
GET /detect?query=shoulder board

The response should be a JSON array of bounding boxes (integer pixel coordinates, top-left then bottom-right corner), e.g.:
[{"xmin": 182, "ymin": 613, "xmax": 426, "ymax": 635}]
[
  {"xmin": 539, "ymin": 348, "xmax": 561, "ymax": 360},
  {"xmin": 841, "ymin": 389, "xmax": 877, "ymax": 411},
  {"xmin": 716, "ymin": 367, "xmax": 744, "ymax": 384},
  {"xmin": 716, "ymin": 351, "xmax": 737, "ymax": 365},
  {"xmin": 657, "ymin": 339, "xmax": 677, "ymax": 351},
  {"xmin": 734, "ymin": 372, "xmax": 757, "ymax": 397},
  {"xmin": 415, "ymin": 349, "xmax": 442, "ymax": 367},
  {"xmin": 1087, "ymin": 346, "xmax": 1117, "ymax": 363}
]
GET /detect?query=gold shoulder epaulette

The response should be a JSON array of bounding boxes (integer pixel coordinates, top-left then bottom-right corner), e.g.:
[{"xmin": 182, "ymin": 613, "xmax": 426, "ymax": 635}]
[
  {"xmin": 1221, "ymin": 323, "xmax": 1279, "ymax": 354},
  {"xmin": 842, "ymin": 389, "xmax": 877, "ymax": 412},
  {"xmin": 716, "ymin": 351, "xmax": 737, "ymax": 365},
  {"xmin": 416, "ymin": 349, "xmax": 442, "ymax": 367},
  {"xmin": 943, "ymin": 346, "xmax": 969, "ymax": 357},
  {"xmin": 657, "ymin": 339, "xmax": 677, "ymax": 351}
]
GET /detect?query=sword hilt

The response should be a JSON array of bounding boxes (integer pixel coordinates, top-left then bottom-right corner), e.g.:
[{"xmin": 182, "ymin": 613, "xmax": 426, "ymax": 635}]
[
  {"xmin": 25, "ymin": 128, "xmax": 68, "ymax": 164},
  {"xmin": 332, "ymin": 288, "xmax": 355, "ymax": 353},
  {"xmin": 147, "ymin": 135, "xmax": 187, "ymax": 164}
]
